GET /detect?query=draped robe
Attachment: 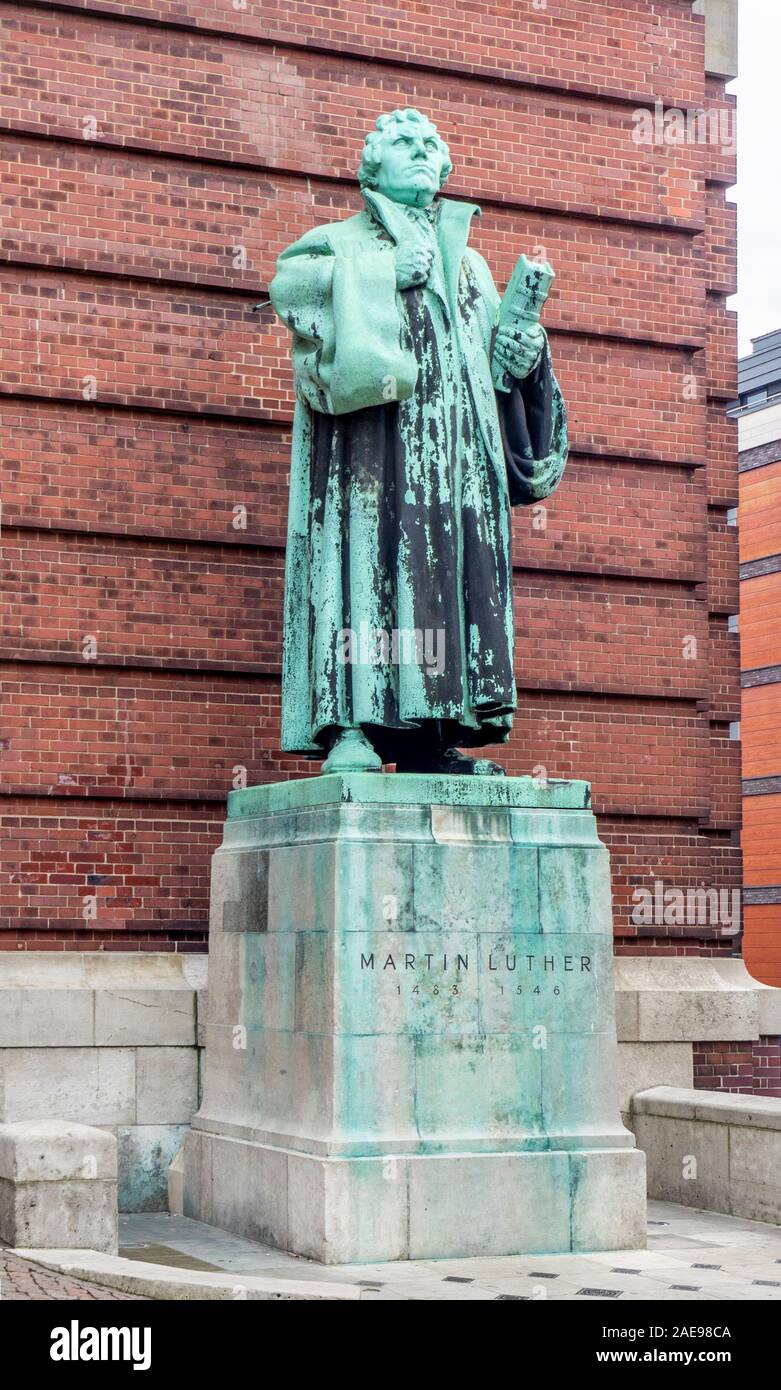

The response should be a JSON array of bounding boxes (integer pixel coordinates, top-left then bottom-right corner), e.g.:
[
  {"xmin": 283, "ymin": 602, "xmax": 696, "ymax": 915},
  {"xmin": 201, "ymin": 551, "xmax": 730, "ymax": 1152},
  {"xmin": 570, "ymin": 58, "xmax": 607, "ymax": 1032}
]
[{"xmin": 269, "ymin": 188, "xmax": 568, "ymax": 759}]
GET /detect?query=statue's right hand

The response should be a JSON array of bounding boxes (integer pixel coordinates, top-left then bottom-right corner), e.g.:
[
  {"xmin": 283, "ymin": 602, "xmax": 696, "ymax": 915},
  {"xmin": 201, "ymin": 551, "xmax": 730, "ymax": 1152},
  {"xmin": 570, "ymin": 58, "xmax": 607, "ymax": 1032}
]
[{"xmin": 395, "ymin": 244, "xmax": 433, "ymax": 290}]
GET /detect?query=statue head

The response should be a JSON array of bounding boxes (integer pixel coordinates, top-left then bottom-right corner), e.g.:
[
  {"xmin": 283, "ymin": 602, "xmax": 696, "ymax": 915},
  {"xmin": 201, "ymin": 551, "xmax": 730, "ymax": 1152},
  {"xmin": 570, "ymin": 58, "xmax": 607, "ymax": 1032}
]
[{"xmin": 358, "ymin": 108, "xmax": 453, "ymax": 208}]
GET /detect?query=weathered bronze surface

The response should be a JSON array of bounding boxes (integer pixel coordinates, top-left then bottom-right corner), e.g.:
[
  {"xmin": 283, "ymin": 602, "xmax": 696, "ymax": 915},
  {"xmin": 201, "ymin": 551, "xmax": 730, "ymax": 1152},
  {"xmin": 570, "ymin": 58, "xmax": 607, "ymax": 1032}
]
[{"xmin": 270, "ymin": 109, "xmax": 569, "ymax": 774}]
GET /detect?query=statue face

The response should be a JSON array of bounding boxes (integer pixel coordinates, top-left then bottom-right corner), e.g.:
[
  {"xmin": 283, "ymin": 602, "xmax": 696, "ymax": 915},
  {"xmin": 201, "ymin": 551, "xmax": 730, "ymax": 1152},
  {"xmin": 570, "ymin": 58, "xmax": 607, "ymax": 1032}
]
[{"xmin": 373, "ymin": 121, "xmax": 445, "ymax": 208}]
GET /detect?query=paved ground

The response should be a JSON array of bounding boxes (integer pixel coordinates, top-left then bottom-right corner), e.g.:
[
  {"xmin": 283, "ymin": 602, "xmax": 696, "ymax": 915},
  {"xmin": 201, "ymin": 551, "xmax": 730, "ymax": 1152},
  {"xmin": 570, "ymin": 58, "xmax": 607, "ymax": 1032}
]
[
  {"xmin": 10, "ymin": 1202, "xmax": 781, "ymax": 1300},
  {"xmin": 0, "ymin": 1246, "xmax": 147, "ymax": 1300},
  {"xmin": 108, "ymin": 1200, "xmax": 781, "ymax": 1300}
]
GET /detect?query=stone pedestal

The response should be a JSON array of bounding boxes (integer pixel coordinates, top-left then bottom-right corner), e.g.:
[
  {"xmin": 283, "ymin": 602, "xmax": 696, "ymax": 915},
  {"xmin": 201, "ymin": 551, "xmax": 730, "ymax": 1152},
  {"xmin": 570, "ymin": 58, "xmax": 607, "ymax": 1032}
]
[{"xmin": 182, "ymin": 773, "xmax": 646, "ymax": 1262}]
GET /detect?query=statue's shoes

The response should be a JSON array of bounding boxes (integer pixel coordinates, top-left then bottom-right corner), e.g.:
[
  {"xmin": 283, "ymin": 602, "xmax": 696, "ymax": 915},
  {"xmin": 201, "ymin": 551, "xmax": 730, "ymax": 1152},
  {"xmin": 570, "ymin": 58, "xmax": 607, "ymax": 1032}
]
[
  {"xmin": 397, "ymin": 747, "xmax": 506, "ymax": 777},
  {"xmin": 321, "ymin": 728, "xmax": 382, "ymax": 774},
  {"xmin": 470, "ymin": 757, "xmax": 507, "ymax": 777}
]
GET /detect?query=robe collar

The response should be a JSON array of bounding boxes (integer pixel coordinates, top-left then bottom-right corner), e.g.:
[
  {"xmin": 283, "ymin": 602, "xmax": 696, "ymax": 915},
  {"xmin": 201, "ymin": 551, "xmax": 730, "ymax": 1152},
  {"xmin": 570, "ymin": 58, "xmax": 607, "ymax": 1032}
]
[{"xmin": 362, "ymin": 188, "xmax": 481, "ymax": 314}]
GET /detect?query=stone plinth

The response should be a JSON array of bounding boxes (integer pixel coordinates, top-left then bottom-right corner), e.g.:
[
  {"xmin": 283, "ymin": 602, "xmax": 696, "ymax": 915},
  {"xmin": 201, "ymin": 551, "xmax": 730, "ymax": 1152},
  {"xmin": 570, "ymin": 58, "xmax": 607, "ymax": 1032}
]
[
  {"xmin": 0, "ymin": 1120, "xmax": 118, "ymax": 1253},
  {"xmin": 182, "ymin": 773, "xmax": 646, "ymax": 1262}
]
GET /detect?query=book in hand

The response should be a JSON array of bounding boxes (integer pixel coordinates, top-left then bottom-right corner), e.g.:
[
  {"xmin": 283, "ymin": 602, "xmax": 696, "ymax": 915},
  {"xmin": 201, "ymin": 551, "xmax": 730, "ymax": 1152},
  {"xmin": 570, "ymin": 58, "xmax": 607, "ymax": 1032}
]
[{"xmin": 492, "ymin": 253, "xmax": 555, "ymax": 392}]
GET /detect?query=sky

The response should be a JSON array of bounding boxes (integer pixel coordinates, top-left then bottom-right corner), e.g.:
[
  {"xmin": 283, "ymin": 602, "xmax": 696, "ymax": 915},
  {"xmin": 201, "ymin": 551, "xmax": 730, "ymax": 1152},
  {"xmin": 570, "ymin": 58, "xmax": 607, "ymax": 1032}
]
[{"xmin": 730, "ymin": 0, "xmax": 781, "ymax": 356}]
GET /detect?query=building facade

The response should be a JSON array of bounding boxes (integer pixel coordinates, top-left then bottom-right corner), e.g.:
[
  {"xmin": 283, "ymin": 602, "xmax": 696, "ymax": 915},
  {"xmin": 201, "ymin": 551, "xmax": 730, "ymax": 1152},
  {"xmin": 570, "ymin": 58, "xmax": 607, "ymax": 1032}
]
[
  {"xmin": 6, "ymin": 1, "xmax": 781, "ymax": 1213},
  {"xmin": 0, "ymin": 0, "xmax": 742, "ymax": 964},
  {"xmin": 736, "ymin": 330, "xmax": 781, "ymax": 987}
]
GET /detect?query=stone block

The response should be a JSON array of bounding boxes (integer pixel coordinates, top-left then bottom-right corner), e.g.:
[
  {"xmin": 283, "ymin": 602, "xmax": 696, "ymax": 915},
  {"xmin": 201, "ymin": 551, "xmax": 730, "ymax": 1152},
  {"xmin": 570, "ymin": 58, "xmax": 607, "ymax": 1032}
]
[
  {"xmin": 0, "ymin": 956, "xmax": 93, "ymax": 1051},
  {"xmin": 542, "ymin": 1030, "xmax": 630, "ymax": 1146},
  {"xmin": 94, "ymin": 990, "xmax": 194, "ymax": 1047},
  {"xmin": 218, "ymin": 848, "xmax": 269, "ymax": 934},
  {"xmin": 729, "ymin": 1122, "xmax": 778, "ymax": 1185},
  {"xmin": 570, "ymin": 1148, "xmax": 648, "ymax": 1251},
  {"xmin": 205, "ymin": 931, "xmax": 297, "ymax": 1032},
  {"xmin": 410, "ymin": 1033, "xmax": 545, "ymax": 1145},
  {"xmin": 0, "ymin": 1118, "xmax": 116, "ymax": 1182},
  {"xmin": 196, "ymin": 993, "xmax": 208, "ymax": 1048},
  {"xmin": 615, "ymin": 989, "xmax": 639, "ymax": 1042},
  {"xmin": 0, "ymin": 987, "xmax": 94, "ymax": 1048},
  {"xmin": 197, "ymin": 1023, "xmax": 335, "ymax": 1145},
  {"xmin": 0, "ymin": 1120, "xmax": 117, "ymax": 1253},
  {"xmin": 335, "ymin": 838, "xmax": 416, "ymax": 932},
  {"xmin": 331, "ymin": 1034, "xmax": 418, "ymax": 1148},
  {"xmin": 0, "ymin": 1048, "xmax": 136, "ymax": 1127},
  {"xmin": 288, "ymin": 1150, "xmax": 409, "ymax": 1264},
  {"xmin": 696, "ymin": 0, "xmax": 738, "ymax": 80},
  {"xmin": 267, "ymin": 842, "xmax": 336, "ymax": 933},
  {"xmin": 637, "ymin": 988, "xmax": 755, "ymax": 1044},
  {"xmin": 407, "ymin": 1151, "xmax": 572, "ymax": 1259},
  {"xmin": 727, "ymin": 1114, "xmax": 781, "ymax": 1222},
  {"xmin": 135, "ymin": 1048, "xmax": 198, "ymax": 1125},
  {"xmin": 756, "ymin": 983, "xmax": 781, "ymax": 1036},
  {"xmin": 431, "ymin": 803, "xmax": 512, "ymax": 842},
  {"xmin": 1, "ymin": 1181, "xmax": 118, "ymax": 1254},
  {"xmin": 511, "ymin": 806, "xmax": 598, "ymax": 847},
  {"xmin": 181, "ymin": 1128, "xmax": 212, "ymax": 1223},
  {"xmin": 211, "ymin": 1135, "xmax": 290, "ymax": 1250},
  {"xmin": 412, "ymin": 841, "xmax": 538, "ymax": 934},
  {"xmin": 538, "ymin": 845, "xmax": 613, "ymax": 935}
]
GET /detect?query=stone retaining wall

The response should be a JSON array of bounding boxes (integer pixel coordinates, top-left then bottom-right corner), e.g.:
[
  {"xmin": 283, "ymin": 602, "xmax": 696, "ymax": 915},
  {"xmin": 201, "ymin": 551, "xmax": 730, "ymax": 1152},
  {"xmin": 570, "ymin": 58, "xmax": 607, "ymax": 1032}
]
[
  {"xmin": 632, "ymin": 1085, "xmax": 781, "ymax": 1222},
  {"xmin": 0, "ymin": 954, "xmax": 206, "ymax": 1211}
]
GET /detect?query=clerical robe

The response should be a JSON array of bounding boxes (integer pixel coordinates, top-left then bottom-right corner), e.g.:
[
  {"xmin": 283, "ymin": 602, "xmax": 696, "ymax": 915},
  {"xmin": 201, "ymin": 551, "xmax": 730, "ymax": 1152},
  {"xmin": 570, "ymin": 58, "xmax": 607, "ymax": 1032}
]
[{"xmin": 269, "ymin": 188, "xmax": 568, "ymax": 759}]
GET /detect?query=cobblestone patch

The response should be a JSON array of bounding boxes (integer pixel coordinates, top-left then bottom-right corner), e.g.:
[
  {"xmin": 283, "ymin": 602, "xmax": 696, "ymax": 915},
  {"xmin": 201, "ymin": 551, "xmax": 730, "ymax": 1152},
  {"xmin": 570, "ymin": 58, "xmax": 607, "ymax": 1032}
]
[{"xmin": 0, "ymin": 1247, "xmax": 148, "ymax": 1301}]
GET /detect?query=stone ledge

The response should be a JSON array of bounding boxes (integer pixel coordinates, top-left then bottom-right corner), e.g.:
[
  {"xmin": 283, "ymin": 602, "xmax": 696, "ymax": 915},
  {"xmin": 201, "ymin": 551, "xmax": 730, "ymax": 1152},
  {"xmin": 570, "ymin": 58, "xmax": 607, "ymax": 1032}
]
[
  {"xmin": 616, "ymin": 957, "xmax": 781, "ymax": 1043},
  {"xmin": 633, "ymin": 1086, "xmax": 781, "ymax": 1132},
  {"xmin": 632, "ymin": 1084, "xmax": 781, "ymax": 1224},
  {"xmin": 227, "ymin": 772, "xmax": 592, "ymax": 819},
  {"xmin": 0, "ymin": 953, "xmax": 206, "ymax": 1048}
]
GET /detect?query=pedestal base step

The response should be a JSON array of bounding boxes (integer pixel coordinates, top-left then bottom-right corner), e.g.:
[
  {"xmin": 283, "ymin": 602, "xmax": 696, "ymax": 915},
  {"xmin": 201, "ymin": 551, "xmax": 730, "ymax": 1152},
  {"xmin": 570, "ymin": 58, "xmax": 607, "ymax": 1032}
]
[{"xmin": 183, "ymin": 1129, "xmax": 646, "ymax": 1264}]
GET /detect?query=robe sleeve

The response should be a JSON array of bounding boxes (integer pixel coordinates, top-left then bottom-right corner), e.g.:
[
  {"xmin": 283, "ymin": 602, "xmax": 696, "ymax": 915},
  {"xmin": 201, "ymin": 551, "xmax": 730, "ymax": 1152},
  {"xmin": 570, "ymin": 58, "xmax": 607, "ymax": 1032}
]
[
  {"xmin": 496, "ymin": 340, "xmax": 569, "ymax": 505},
  {"xmin": 269, "ymin": 229, "xmax": 418, "ymax": 415}
]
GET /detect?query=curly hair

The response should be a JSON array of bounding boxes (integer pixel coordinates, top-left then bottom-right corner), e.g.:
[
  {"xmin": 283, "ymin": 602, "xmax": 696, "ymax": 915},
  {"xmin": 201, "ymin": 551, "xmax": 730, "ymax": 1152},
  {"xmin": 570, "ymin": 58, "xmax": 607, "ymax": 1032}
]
[{"xmin": 358, "ymin": 108, "xmax": 453, "ymax": 190}]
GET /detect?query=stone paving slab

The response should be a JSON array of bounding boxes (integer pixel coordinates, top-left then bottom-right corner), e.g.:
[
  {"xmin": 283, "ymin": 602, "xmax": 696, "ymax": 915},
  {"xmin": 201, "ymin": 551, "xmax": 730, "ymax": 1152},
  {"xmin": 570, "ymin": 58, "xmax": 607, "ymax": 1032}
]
[{"xmin": 14, "ymin": 1200, "xmax": 781, "ymax": 1301}]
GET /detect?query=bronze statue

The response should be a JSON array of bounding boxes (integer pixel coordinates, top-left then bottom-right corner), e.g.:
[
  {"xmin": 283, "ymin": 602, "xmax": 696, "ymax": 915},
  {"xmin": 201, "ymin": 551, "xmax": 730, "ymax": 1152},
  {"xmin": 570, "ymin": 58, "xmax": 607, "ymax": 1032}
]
[{"xmin": 270, "ymin": 108, "xmax": 568, "ymax": 774}]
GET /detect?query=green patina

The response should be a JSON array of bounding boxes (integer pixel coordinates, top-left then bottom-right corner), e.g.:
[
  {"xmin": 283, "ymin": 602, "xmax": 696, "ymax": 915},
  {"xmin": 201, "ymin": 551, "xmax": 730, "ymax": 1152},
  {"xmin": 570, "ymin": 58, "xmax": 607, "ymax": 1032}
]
[
  {"xmin": 208, "ymin": 774, "xmax": 631, "ymax": 1159},
  {"xmin": 269, "ymin": 108, "xmax": 568, "ymax": 771},
  {"xmin": 227, "ymin": 770, "xmax": 591, "ymax": 818}
]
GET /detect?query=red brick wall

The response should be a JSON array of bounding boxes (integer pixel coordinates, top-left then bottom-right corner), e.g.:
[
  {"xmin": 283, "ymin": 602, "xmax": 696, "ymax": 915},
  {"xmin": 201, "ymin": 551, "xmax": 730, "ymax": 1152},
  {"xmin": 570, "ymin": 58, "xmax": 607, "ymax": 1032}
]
[
  {"xmin": 0, "ymin": 0, "xmax": 740, "ymax": 952},
  {"xmin": 693, "ymin": 1038, "xmax": 781, "ymax": 1098}
]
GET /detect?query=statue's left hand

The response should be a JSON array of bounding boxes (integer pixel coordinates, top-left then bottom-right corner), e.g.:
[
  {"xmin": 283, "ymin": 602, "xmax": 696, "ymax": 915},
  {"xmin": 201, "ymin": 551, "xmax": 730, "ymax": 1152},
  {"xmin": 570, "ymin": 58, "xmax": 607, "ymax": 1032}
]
[{"xmin": 493, "ymin": 323, "xmax": 546, "ymax": 380}]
